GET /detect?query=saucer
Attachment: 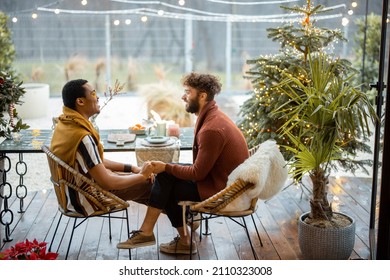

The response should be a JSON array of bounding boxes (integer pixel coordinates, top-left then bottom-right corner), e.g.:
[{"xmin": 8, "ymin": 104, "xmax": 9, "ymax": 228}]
[{"xmin": 145, "ymin": 136, "xmax": 169, "ymax": 144}]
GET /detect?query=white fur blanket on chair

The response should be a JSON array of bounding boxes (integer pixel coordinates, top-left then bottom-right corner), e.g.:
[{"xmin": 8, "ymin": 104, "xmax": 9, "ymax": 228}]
[{"xmin": 222, "ymin": 140, "xmax": 288, "ymax": 211}]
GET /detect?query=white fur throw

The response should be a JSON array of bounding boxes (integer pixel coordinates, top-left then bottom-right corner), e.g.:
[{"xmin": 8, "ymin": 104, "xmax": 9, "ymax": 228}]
[{"xmin": 222, "ymin": 140, "xmax": 288, "ymax": 211}]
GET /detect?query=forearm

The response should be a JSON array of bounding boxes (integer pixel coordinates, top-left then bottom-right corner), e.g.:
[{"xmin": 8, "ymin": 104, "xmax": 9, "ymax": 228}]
[
  {"xmin": 89, "ymin": 162, "xmax": 149, "ymax": 190},
  {"xmin": 103, "ymin": 158, "xmax": 136, "ymax": 173},
  {"xmin": 103, "ymin": 171, "xmax": 149, "ymax": 190}
]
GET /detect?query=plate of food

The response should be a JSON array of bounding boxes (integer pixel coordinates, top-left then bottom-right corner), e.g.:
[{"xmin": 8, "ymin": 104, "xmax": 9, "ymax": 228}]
[
  {"xmin": 145, "ymin": 136, "xmax": 169, "ymax": 144},
  {"xmin": 129, "ymin": 123, "xmax": 146, "ymax": 135}
]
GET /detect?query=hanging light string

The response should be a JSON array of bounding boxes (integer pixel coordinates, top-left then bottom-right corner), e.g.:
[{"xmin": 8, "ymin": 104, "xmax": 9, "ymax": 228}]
[
  {"xmin": 35, "ymin": 1, "xmax": 345, "ymax": 23},
  {"xmin": 112, "ymin": 0, "xmax": 300, "ymax": 5},
  {"xmin": 204, "ymin": 0, "xmax": 300, "ymax": 5},
  {"xmin": 37, "ymin": 5, "xmax": 343, "ymax": 23}
]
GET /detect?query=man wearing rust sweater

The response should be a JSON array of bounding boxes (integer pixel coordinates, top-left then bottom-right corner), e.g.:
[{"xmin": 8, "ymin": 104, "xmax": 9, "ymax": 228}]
[{"xmin": 117, "ymin": 73, "xmax": 249, "ymax": 255}]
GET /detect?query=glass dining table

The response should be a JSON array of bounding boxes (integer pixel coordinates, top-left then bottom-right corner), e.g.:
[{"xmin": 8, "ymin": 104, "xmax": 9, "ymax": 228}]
[{"xmin": 0, "ymin": 127, "xmax": 194, "ymax": 243}]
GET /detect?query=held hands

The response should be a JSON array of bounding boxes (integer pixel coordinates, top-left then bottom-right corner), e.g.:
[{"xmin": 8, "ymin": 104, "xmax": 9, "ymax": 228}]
[
  {"xmin": 151, "ymin": 161, "xmax": 166, "ymax": 174},
  {"xmin": 138, "ymin": 161, "xmax": 166, "ymax": 183},
  {"xmin": 132, "ymin": 165, "xmax": 141, "ymax": 173},
  {"xmin": 139, "ymin": 161, "xmax": 154, "ymax": 181}
]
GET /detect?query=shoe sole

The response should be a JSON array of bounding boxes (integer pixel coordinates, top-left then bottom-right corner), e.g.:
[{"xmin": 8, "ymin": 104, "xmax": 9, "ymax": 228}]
[
  {"xmin": 117, "ymin": 240, "xmax": 156, "ymax": 249},
  {"xmin": 160, "ymin": 246, "xmax": 197, "ymax": 255}
]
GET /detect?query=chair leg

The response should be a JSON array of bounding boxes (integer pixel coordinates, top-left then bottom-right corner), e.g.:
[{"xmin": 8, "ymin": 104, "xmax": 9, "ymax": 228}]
[
  {"xmin": 108, "ymin": 213, "xmax": 112, "ymax": 240},
  {"xmin": 49, "ymin": 213, "xmax": 63, "ymax": 252},
  {"xmin": 124, "ymin": 208, "xmax": 131, "ymax": 260},
  {"xmin": 250, "ymin": 214, "xmax": 263, "ymax": 247},
  {"xmin": 241, "ymin": 217, "xmax": 258, "ymax": 260},
  {"xmin": 189, "ymin": 213, "xmax": 194, "ymax": 260},
  {"xmin": 65, "ymin": 218, "xmax": 78, "ymax": 260},
  {"xmin": 203, "ymin": 216, "xmax": 211, "ymax": 236}
]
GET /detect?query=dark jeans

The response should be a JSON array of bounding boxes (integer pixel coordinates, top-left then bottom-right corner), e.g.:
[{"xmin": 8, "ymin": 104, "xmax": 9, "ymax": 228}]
[{"xmin": 149, "ymin": 171, "xmax": 201, "ymax": 228}]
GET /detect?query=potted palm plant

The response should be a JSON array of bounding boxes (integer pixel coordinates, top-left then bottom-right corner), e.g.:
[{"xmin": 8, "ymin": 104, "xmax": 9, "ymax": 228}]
[{"xmin": 273, "ymin": 52, "xmax": 377, "ymax": 259}]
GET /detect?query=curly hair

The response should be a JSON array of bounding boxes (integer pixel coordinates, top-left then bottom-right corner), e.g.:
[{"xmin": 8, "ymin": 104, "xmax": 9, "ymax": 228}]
[{"xmin": 181, "ymin": 72, "xmax": 222, "ymax": 101}]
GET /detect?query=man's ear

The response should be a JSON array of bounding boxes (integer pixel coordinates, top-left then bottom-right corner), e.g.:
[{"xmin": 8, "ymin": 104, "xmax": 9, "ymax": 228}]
[
  {"xmin": 200, "ymin": 92, "xmax": 208, "ymax": 101},
  {"xmin": 76, "ymin": 98, "xmax": 84, "ymax": 106}
]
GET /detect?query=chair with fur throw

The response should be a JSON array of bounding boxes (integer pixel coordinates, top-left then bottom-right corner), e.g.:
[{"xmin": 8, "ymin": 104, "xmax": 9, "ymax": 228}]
[{"xmin": 179, "ymin": 140, "xmax": 288, "ymax": 259}]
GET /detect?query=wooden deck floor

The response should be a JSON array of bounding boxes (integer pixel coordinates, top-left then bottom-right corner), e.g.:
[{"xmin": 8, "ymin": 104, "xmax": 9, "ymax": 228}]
[{"xmin": 0, "ymin": 176, "xmax": 374, "ymax": 260}]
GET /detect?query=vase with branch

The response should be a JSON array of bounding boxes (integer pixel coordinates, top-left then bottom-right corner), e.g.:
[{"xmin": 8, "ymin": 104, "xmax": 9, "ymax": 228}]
[{"xmin": 90, "ymin": 79, "xmax": 125, "ymax": 132}]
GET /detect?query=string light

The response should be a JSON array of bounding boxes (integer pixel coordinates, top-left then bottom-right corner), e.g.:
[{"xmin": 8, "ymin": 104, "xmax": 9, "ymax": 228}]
[
  {"xmin": 111, "ymin": 0, "xmax": 345, "ymax": 22},
  {"xmin": 12, "ymin": 17, "xmax": 18, "ymax": 23},
  {"xmin": 178, "ymin": 0, "xmax": 185, "ymax": 6},
  {"xmin": 351, "ymin": 1, "xmax": 358, "ymax": 8},
  {"xmin": 81, "ymin": 0, "xmax": 88, "ymax": 5},
  {"xmin": 37, "ymin": 6, "xmax": 343, "ymax": 23},
  {"xmin": 32, "ymin": 13, "xmax": 38, "ymax": 19},
  {"xmin": 205, "ymin": 0, "xmax": 299, "ymax": 4},
  {"xmin": 342, "ymin": 17, "xmax": 349, "ymax": 26}
]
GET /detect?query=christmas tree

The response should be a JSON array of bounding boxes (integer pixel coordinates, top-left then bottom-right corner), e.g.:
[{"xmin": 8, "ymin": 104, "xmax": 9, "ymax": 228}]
[{"xmin": 237, "ymin": 0, "xmax": 372, "ymax": 173}]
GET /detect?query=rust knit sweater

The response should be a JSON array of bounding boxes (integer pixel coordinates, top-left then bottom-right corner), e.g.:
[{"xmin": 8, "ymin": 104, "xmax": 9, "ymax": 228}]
[{"xmin": 165, "ymin": 100, "xmax": 249, "ymax": 200}]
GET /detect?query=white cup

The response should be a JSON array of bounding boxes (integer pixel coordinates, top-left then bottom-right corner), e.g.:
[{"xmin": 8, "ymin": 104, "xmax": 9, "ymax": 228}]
[{"xmin": 156, "ymin": 121, "xmax": 166, "ymax": 137}]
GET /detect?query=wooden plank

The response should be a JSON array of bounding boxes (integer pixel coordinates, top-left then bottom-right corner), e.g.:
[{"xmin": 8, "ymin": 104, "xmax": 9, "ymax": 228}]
[
  {"xmin": 133, "ymin": 203, "xmax": 159, "ymax": 260},
  {"xmin": 250, "ymin": 212, "xmax": 281, "ymax": 260},
  {"xmin": 266, "ymin": 191, "xmax": 303, "ymax": 258},
  {"xmin": 225, "ymin": 216, "xmax": 257, "ymax": 260},
  {"xmin": 194, "ymin": 217, "xmax": 218, "ymax": 260},
  {"xmin": 256, "ymin": 200, "xmax": 299, "ymax": 260},
  {"xmin": 206, "ymin": 216, "xmax": 240, "ymax": 260},
  {"xmin": 25, "ymin": 190, "xmax": 58, "ymax": 242},
  {"xmin": 78, "ymin": 215, "xmax": 104, "ymax": 260},
  {"xmin": 118, "ymin": 201, "xmax": 141, "ymax": 260},
  {"xmin": 1, "ymin": 190, "xmax": 44, "ymax": 250},
  {"xmin": 60, "ymin": 220, "xmax": 88, "ymax": 260}
]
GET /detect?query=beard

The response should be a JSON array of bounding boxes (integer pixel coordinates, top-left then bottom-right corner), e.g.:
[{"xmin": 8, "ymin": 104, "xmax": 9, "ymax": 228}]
[{"xmin": 185, "ymin": 96, "xmax": 200, "ymax": 114}]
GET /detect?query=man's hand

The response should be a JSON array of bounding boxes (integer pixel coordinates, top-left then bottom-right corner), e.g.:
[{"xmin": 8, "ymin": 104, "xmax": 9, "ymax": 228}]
[
  {"xmin": 132, "ymin": 165, "xmax": 141, "ymax": 173},
  {"xmin": 151, "ymin": 161, "xmax": 166, "ymax": 174},
  {"xmin": 139, "ymin": 161, "xmax": 153, "ymax": 180}
]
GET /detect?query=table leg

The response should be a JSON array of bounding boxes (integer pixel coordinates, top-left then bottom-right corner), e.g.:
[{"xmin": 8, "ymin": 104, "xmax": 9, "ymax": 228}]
[
  {"xmin": 15, "ymin": 153, "xmax": 27, "ymax": 213},
  {"xmin": 0, "ymin": 154, "xmax": 14, "ymax": 243}
]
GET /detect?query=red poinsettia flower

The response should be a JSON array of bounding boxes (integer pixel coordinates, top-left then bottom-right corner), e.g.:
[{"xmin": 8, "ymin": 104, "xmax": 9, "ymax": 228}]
[{"xmin": 0, "ymin": 239, "xmax": 58, "ymax": 260}]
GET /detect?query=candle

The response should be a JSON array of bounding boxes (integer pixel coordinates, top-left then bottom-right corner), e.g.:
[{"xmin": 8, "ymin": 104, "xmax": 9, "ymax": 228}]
[{"xmin": 168, "ymin": 123, "xmax": 180, "ymax": 137}]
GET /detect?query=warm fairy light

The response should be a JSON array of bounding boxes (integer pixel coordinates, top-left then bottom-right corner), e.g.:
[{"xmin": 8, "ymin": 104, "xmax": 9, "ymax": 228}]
[
  {"xmin": 81, "ymin": 0, "xmax": 88, "ymax": 5},
  {"xmin": 351, "ymin": 1, "xmax": 357, "ymax": 8},
  {"xmin": 342, "ymin": 17, "xmax": 349, "ymax": 26},
  {"xmin": 125, "ymin": 19, "xmax": 131, "ymax": 24},
  {"xmin": 54, "ymin": 9, "xmax": 60, "ymax": 14},
  {"xmin": 12, "ymin": 17, "xmax": 17, "ymax": 23},
  {"xmin": 32, "ymin": 13, "xmax": 38, "ymax": 19},
  {"xmin": 141, "ymin": 15, "xmax": 148, "ymax": 22},
  {"xmin": 178, "ymin": 0, "xmax": 185, "ymax": 6},
  {"xmin": 158, "ymin": 10, "xmax": 164, "ymax": 16},
  {"xmin": 114, "ymin": 19, "xmax": 120, "ymax": 25},
  {"xmin": 348, "ymin": 9, "xmax": 353, "ymax": 15}
]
